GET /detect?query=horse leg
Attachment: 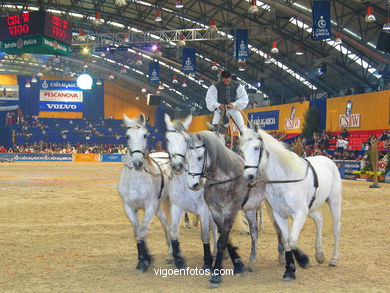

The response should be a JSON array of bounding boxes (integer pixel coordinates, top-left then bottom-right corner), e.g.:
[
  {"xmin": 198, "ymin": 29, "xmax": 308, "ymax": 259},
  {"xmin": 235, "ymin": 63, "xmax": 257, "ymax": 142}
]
[
  {"xmin": 209, "ymin": 214, "xmax": 218, "ymax": 256},
  {"xmin": 169, "ymin": 204, "xmax": 186, "ymax": 269},
  {"xmin": 210, "ymin": 219, "xmax": 234, "ymax": 287},
  {"xmin": 273, "ymin": 212, "xmax": 296, "ymax": 281},
  {"xmin": 327, "ymin": 194, "xmax": 342, "ymax": 267},
  {"xmin": 184, "ymin": 212, "xmax": 191, "ymax": 229},
  {"xmin": 123, "ymin": 204, "xmax": 149, "ymax": 273},
  {"xmin": 156, "ymin": 205, "xmax": 172, "ymax": 254},
  {"xmin": 266, "ymin": 201, "xmax": 285, "ymax": 265},
  {"xmin": 199, "ymin": 207, "xmax": 213, "ymax": 270},
  {"xmin": 227, "ymin": 241, "xmax": 246, "ymax": 274},
  {"xmin": 258, "ymin": 203, "xmax": 265, "ymax": 232},
  {"xmin": 193, "ymin": 214, "xmax": 200, "ymax": 227},
  {"xmin": 309, "ymin": 210, "xmax": 325, "ymax": 264},
  {"xmin": 135, "ymin": 206, "xmax": 156, "ymax": 273},
  {"xmin": 290, "ymin": 211, "xmax": 310, "ymax": 269},
  {"xmin": 244, "ymin": 209, "xmax": 258, "ymax": 263}
]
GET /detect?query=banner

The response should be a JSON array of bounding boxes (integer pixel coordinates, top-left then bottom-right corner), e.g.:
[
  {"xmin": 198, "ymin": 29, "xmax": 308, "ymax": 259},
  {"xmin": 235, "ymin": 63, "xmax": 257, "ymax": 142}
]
[
  {"xmin": 12, "ymin": 153, "xmax": 73, "ymax": 161},
  {"xmin": 233, "ymin": 29, "xmax": 249, "ymax": 60},
  {"xmin": 100, "ymin": 154, "xmax": 125, "ymax": 162},
  {"xmin": 148, "ymin": 61, "xmax": 160, "ymax": 83},
  {"xmin": 182, "ymin": 48, "xmax": 196, "ymax": 74},
  {"xmin": 39, "ymin": 79, "xmax": 83, "ymax": 113},
  {"xmin": 312, "ymin": 1, "xmax": 331, "ymax": 40},
  {"xmin": 248, "ymin": 110, "xmax": 279, "ymax": 130}
]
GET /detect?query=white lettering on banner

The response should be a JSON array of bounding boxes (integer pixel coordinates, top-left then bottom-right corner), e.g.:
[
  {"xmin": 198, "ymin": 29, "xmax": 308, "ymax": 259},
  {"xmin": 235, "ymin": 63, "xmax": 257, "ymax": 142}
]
[
  {"xmin": 47, "ymin": 104, "xmax": 77, "ymax": 110},
  {"xmin": 250, "ymin": 117, "xmax": 276, "ymax": 128},
  {"xmin": 339, "ymin": 114, "xmax": 360, "ymax": 128},
  {"xmin": 40, "ymin": 90, "xmax": 83, "ymax": 102},
  {"xmin": 285, "ymin": 118, "xmax": 301, "ymax": 129}
]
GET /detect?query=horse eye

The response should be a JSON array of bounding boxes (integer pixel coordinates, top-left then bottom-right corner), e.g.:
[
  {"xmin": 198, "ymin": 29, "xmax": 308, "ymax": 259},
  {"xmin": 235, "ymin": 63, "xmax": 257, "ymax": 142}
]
[
  {"xmin": 126, "ymin": 135, "xmax": 130, "ymax": 139},
  {"xmin": 144, "ymin": 134, "xmax": 147, "ymax": 138},
  {"xmin": 197, "ymin": 157, "xmax": 202, "ymax": 161},
  {"xmin": 254, "ymin": 146, "xmax": 260, "ymax": 150}
]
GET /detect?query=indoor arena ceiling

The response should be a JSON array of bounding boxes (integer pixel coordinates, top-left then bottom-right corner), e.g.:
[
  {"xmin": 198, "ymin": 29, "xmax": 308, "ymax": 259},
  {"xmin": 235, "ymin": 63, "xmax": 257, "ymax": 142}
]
[{"xmin": 0, "ymin": 0, "xmax": 389, "ymax": 115}]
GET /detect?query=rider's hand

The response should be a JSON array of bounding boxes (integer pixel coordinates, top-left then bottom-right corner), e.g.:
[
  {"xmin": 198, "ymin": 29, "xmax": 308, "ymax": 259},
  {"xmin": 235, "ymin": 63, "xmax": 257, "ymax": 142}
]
[
  {"xmin": 226, "ymin": 104, "xmax": 234, "ymax": 109},
  {"xmin": 218, "ymin": 104, "xmax": 225, "ymax": 109}
]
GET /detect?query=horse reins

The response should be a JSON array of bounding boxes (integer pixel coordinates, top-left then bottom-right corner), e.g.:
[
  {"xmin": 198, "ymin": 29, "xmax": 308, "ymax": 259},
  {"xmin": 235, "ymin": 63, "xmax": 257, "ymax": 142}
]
[{"xmin": 244, "ymin": 139, "xmax": 319, "ymax": 209}]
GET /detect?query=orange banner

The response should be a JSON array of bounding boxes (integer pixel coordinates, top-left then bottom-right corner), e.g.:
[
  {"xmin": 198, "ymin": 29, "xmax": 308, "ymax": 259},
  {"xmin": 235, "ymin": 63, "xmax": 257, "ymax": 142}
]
[{"xmin": 73, "ymin": 153, "xmax": 100, "ymax": 162}]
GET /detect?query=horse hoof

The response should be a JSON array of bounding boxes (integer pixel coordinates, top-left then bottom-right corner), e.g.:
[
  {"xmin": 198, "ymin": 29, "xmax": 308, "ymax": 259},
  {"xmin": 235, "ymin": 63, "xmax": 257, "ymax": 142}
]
[
  {"xmin": 174, "ymin": 258, "xmax": 186, "ymax": 269},
  {"xmin": 283, "ymin": 270, "xmax": 296, "ymax": 282},
  {"xmin": 298, "ymin": 254, "xmax": 310, "ymax": 269},
  {"xmin": 209, "ymin": 274, "xmax": 222, "ymax": 287},
  {"xmin": 233, "ymin": 264, "xmax": 246, "ymax": 275},
  {"xmin": 315, "ymin": 251, "xmax": 325, "ymax": 264},
  {"xmin": 329, "ymin": 258, "xmax": 338, "ymax": 267},
  {"xmin": 136, "ymin": 259, "xmax": 149, "ymax": 273}
]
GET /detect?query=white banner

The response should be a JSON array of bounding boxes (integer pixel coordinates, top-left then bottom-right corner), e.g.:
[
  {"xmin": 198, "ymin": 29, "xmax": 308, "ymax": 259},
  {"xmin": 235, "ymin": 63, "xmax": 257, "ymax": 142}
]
[{"xmin": 40, "ymin": 90, "xmax": 83, "ymax": 102}]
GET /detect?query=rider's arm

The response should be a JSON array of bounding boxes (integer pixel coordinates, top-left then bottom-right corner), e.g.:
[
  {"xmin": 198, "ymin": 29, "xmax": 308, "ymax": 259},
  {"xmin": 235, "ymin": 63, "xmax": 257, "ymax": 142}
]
[{"xmin": 205, "ymin": 85, "xmax": 221, "ymax": 112}]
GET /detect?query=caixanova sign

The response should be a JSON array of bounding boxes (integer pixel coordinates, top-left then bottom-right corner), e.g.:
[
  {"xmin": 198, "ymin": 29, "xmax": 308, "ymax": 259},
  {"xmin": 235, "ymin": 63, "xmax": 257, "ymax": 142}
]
[{"xmin": 339, "ymin": 113, "xmax": 360, "ymax": 128}]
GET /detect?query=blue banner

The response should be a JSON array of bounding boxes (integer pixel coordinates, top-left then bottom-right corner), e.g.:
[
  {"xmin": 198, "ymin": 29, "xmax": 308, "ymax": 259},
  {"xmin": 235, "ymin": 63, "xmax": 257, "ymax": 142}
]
[
  {"xmin": 39, "ymin": 101, "xmax": 83, "ymax": 112},
  {"xmin": 11, "ymin": 153, "xmax": 73, "ymax": 161},
  {"xmin": 233, "ymin": 29, "xmax": 249, "ymax": 60},
  {"xmin": 40, "ymin": 80, "xmax": 80, "ymax": 90},
  {"xmin": 100, "ymin": 154, "xmax": 125, "ymax": 162},
  {"xmin": 182, "ymin": 48, "xmax": 196, "ymax": 74},
  {"xmin": 148, "ymin": 61, "xmax": 160, "ymax": 83},
  {"xmin": 312, "ymin": 1, "xmax": 331, "ymax": 40},
  {"xmin": 248, "ymin": 110, "xmax": 279, "ymax": 130}
]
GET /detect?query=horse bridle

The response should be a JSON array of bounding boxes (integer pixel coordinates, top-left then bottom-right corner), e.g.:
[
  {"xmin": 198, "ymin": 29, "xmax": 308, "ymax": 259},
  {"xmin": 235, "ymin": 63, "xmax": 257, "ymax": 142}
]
[
  {"xmin": 243, "ymin": 136, "xmax": 265, "ymax": 171},
  {"xmin": 165, "ymin": 129, "xmax": 187, "ymax": 161},
  {"xmin": 187, "ymin": 144, "xmax": 207, "ymax": 178},
  {"xmin": 126, "ymin": 126, "xmax": 147, "ymax": 158}
]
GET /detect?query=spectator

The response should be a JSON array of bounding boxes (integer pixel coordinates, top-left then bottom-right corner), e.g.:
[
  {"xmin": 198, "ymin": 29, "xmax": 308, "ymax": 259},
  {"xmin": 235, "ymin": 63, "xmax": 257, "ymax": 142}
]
[{"xmin": 0, "ymin": 145, "xmax": 7, "ymax": 153}]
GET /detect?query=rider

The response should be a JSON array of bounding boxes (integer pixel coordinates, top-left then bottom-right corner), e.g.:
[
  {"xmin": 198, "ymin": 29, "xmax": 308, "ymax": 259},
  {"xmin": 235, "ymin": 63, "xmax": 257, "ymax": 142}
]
[{"xmin": 205, "ymin": 70, "xmax": 248, "ymax": 134}]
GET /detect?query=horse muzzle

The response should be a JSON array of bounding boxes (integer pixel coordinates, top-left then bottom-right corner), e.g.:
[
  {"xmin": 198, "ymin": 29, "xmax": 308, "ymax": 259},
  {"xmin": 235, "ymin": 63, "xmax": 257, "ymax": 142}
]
[
  {"xmin": 133, "ymin": 160, "xmax": 144, "ymax": 171},
  {"xmin": 172, "ymin": 163, "xmax": 185, "ymax": 175}
]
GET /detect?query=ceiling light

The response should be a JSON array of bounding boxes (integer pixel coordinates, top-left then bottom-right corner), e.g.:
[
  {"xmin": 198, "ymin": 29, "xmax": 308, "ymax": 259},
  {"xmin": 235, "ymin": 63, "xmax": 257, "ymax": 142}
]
[
  {"xmin": 334, "ymin": 32, "xmax": 342, "ymax": 45},
  {"xmin": 31, "ymin": 75, "xmax": 37, "ymax": 83},
  {"xmin": 158, "ymin": 82, "xmax": 164, "ymax": 90},
  {"xmin": 77, "ymin": 73, "xmax": 93, "ymax": 90},
  {"xmin": 270, "ymin": 41, "xmax": 279, "ymax": 54},
  {"xmin": 211, "ymin": 60, "xmax": 218, "ymax": 71},
  {"xmin": 135, "ymin": 55, "xmax": 143, "ymax": 66},
  {"xmin": 176, "ymin": 0, "xmax": 184, "ymax": 8},
  {"xmin": 94, "ymin": 11, "xmax": 103, "ymax": 25},
  {"xmin": 295, "ymin": 44, "xmax": 304, "ymax": 55},
  {"xmin": 108, "ymin": 72, "xmax": 115, "ymax": 80},
  {"xmin": 141, "ymin": 86, "xmax": 147, "ymax": 93},
  {"xmin": 172, "ymin": 75, "xmax": 178, "ymax": 84},
  {"xmin": 135, "ymin": 96, "xmax": 140, "ymax": 100},
  {"xmin": 384, "ymin": 17, "xmax": 390, "ymax": 31},
  {"xmin": 264, "ymin": 54, "xmax": 272, "ymax": 64},
  {"xmin": 37, "ymin": 69, "xmax": 43, "ymax": 77},
  {"xmin": 25, "ymin": 80, "xmax": 31, "ymax": 88},
  {"xmin": 114, "ymin": 0, "xmax": 127, "ymax": 7},
  {"xmin": 96, "ymin": 79, "xmax": 102, "ymax": 86},
  {"xmin": 77, "ymin": 29, "xmax": 85, "ymax": 41},
  {"xmin": 155, "ymin": 10, "xmax": 162, "ymax": 22},
  {"xmin": 84, "ymin": 61, "xmax": 88, "ymax": 68},
  {"xmin": 123, "ymin": 33, "xmax": 129, "ymax": 43},
  {"xmin": 248, "ymin": 0, "xmax": 259, "ymax": 13},
  {"xmin": 120, "ymin": 66, "xmax": 127, "ymax": 73},
  {"xmin": 209, "ymin": 18, "xmax": 218, "ymax": 33},
  {"xmin": 178, "ymin": 34, "xmax": 186, "ymax": 47},
  {"xmin": 182, "ymin": 80, "xmax": 187, "ymax": 87},
  {"xmin": 365, "ymin": 6, "xmax": 376, "ymax": 23}
]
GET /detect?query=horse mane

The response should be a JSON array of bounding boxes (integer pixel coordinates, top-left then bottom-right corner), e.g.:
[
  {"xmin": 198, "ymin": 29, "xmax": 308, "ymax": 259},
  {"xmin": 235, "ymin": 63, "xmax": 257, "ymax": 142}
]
[
  {"xmin": 241, "ymin": 128, "xmax": 304, "ymax": 175},
  {"xmin": 191, "ymin": 131, "xmax": 242, "ymax": 175}
]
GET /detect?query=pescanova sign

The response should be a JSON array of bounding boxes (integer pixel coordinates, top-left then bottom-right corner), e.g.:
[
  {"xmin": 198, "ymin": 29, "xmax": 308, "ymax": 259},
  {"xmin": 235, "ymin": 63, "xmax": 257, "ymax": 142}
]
[
  {"xmin": 248, "ymin": 110, "xmax": 279, "ymax": 130},
  {"xmin": 39, "ymin": 79, "xmax": 83, "ymax": 112}
]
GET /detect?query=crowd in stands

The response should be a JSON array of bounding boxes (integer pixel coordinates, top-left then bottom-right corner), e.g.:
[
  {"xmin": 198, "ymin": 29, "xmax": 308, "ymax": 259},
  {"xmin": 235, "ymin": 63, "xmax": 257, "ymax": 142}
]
[{"xmin": 1, "ymin": 112, "xmax": 389, "ymax": 162}]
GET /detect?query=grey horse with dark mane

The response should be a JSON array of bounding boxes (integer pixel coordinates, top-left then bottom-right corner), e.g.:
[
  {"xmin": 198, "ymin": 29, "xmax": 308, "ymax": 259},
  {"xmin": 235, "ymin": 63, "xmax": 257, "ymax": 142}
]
[{"xmin": 185, "ymin": 130, "xmax": 266, "ymax": 287}]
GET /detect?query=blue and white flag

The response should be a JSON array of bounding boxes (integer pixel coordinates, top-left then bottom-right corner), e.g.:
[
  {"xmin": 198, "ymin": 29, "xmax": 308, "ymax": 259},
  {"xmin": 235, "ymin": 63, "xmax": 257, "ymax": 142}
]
[
  {"xmin": 233, "ymin": 29, "xmax": 249, "ymax": 60},
  {"xmin": 148, "ymin": 61, "xmax": 160, "ymax": 83},
  {"xmin": 312, "ymin": 1, "xmax": 331, "ymax": 40},
  {"xmin": 182, "ymin": 48, "xmax": 196, "ymax": 74}
]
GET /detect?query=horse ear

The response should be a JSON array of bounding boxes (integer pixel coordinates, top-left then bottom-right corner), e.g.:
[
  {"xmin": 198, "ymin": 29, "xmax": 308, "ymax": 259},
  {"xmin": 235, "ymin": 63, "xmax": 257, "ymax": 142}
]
[
  {"xmin": 182, "ymin": 115, "xmax": 192, "ymax": 130},
  {"xmin": 123, "ymin": 114, "xmax": 132, "ymax": 127},
  {"xmin": 164, "ymin": 113, "xmax": 172, "ymax": 129},
  {"xmin": 138, "ymin": 113, "xmax": 146, "ymax": 126}
]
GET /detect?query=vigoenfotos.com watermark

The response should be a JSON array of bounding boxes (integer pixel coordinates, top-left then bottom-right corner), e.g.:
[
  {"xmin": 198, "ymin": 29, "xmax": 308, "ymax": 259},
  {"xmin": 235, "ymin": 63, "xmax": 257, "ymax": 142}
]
[{"xmin": 154, "ymin": 267, "xmax": 234, "ymax": 278}]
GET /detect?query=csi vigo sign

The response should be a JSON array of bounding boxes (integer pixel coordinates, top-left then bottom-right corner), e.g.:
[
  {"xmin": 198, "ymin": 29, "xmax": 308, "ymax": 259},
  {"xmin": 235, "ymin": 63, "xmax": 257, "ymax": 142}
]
[
  {"xmin": 339, "ymin": 113, "xmax": 360, "ymax": 128},
  {"xmin": 284, "ymin": 118, "xmax": 301, "ymax": 130}
]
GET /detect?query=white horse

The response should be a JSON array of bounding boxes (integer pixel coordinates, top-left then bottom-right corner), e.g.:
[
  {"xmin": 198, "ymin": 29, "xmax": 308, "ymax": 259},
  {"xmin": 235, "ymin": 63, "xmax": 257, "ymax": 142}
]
[
  {"xmin": 164, "ymin": 114, "xmax": 217, "ymax": 270},
  {"xmin": 118, "ymin": 113, "xmax": 171, "ymax": 273},
  {"xmin": 239, "ymin": 126, "xmax": 342, "ymax": 281}
]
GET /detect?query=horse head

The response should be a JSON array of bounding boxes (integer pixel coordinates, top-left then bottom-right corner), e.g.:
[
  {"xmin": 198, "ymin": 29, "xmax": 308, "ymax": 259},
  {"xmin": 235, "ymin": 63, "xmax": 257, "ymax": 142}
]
[
  {"xmin": 186, "ymin": 133, "xmax": 208, "ymax": 191},
  {"xmin": 239, "ymin": 125, "xmax": 266, "ymax": 183},
  {"xmin": 164, "ymin": 113, "xmax": 192, "ymax": 175},
  {"xmin": 123, "ymin": 113, "xmax": 149, "ymax": 171}
]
